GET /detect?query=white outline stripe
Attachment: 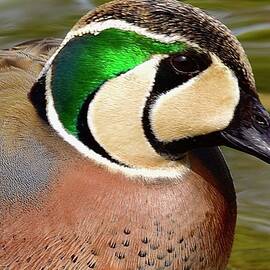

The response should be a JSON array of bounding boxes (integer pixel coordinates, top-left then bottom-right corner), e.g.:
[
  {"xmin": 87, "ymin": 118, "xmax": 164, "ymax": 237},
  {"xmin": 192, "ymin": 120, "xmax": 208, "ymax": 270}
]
[
  {"xmin": 44, "ymin": 19, "xmax": 191, "ymax": 180},
  {"xmin": 40, "ymin": 19, "xmax": 199, "ymax": 78}
]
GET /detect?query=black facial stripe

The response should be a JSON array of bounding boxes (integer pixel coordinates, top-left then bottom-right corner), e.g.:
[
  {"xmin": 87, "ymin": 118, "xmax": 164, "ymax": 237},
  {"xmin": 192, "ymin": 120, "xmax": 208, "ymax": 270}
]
[
  {"xmin": 143, "ymin": 49, "xmax": 212, "ymax": 159},
  {"xmin": 29, "ymin": 74, "xmax": 116, "ymax": 163},
  {"xmin": 151, "ymin": 49, "xmax": 212, "ymax": 96},
  {"xmin": 159, "ymin": 132, "xmax": 223, "ymax": 158},
  {"xmin": 77, "ymin": 89, "xmax": 123, "ymax": 165},
  {"xmin": 29, "ymin": 75, "xmax": 49, "ymax": 123}
]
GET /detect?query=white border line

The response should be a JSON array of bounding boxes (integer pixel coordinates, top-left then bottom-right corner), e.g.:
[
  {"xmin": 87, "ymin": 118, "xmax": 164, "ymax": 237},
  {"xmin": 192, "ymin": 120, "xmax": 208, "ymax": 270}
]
[
  {"xmin": 41, "ymin": 19, "xmax": 199, "ymax": 77},
  {"xmin": 44, "ymin": 19, "xmax": 191, "ymax": 180}
]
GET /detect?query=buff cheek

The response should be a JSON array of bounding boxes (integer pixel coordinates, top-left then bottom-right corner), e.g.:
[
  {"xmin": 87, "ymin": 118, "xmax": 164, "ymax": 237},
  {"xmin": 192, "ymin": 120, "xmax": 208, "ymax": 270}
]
[{"xmin": 150, "ymin": 56, "xmax": 240, "ymax": 142}]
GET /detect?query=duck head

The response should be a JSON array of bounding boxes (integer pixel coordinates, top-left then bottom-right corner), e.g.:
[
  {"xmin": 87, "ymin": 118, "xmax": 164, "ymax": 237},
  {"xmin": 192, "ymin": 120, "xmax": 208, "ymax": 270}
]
[{"xmin": 31, "ymin": 0, "xmax": 270, "ymax": 177}]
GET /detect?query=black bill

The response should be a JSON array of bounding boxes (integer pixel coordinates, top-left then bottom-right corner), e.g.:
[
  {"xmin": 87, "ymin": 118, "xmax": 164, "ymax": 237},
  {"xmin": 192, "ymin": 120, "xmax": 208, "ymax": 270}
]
[{"xmin": 220, "ymin": 93, "xmax": 270, "ymax": 164}]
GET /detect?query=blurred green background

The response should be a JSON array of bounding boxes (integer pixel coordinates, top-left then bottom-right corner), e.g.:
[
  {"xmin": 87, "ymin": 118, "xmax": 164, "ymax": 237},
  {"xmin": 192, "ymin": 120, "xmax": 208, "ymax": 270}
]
[{"xmin": 0, "ymin": 0, "xmax": 269, "ymax": 269}]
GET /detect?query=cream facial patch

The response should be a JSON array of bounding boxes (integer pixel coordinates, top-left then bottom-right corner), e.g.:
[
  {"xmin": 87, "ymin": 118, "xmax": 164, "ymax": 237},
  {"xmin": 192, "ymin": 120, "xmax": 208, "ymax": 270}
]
[
  {"xmin": 150, "ymin": 55, "xmax": 240, "ymax": 142},
  {"xmin": 88, "ymin": 56, "xmax": 180, "ymax": 168}
]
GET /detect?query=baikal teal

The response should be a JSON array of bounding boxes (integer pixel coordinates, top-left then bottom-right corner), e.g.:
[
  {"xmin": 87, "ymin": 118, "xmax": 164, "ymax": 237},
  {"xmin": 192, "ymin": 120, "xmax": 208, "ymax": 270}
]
[{"xmin": 51, "ymin": 28, "xmax": 186, "ymax": 135}]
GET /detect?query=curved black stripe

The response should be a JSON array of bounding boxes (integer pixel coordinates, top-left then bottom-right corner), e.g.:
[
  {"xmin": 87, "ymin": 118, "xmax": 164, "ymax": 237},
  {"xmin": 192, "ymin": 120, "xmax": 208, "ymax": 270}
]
[
  {"xmin": 30, "ymin": 71, "xmax": 127, "ymax": 166},
  {"xmin": 76, "ymin": 88, "xmax": 123, "ymax": 165},
  {"xmin": 142, "ymin": 50, "xmax": 212, "ymax": 159},
  {"xmin": 29, "ymin": 75, "xmax": 49, "ymax": 123}
]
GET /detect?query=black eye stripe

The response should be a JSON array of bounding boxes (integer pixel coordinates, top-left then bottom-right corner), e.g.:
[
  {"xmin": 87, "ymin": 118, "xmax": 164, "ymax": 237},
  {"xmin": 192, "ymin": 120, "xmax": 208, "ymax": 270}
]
[
  {"xmin": 77, "ymin": 88, "xmax": 124, "ymax": 166},
  {"xmin": 151, "ymin": 49, "xmax": 212, "ymax": 96},
  {"xmin": 142, "ymin": 49, "xmax": 212, "ymax": 158}
]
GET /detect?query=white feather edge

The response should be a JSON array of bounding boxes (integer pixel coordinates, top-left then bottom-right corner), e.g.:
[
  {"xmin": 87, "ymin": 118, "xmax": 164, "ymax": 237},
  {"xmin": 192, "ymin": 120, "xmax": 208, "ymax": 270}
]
[
  {"xmin": 40, "ymin": 19, "xmax": 199, "ymax": 77},
  {"xmin": 44, "ymin": 19, "xmax": 192, "ymax": 180}
]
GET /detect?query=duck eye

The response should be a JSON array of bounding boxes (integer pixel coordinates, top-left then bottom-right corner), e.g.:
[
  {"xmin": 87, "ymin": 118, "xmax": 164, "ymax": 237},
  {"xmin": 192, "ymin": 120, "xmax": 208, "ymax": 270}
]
[
  {"xmin": 170, "ymin": 54, "xmax": 200, "ymax": 75},
  {"xmin": 253, "ymin": 113, "xmax": 269, "ymax": 130}
]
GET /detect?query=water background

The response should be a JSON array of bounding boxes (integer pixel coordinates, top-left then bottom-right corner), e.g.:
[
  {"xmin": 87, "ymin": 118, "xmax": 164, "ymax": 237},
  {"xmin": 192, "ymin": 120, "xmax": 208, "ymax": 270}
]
[{"xmin": 0, "ymin": 0, "xmax": 269, "ymax": 269}]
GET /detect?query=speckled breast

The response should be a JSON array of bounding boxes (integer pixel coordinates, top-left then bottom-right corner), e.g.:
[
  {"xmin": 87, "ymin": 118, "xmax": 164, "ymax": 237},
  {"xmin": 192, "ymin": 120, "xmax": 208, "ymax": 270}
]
[{"xmin": 0, "ymin": 148, "xmax": 236, "ymax": 270}]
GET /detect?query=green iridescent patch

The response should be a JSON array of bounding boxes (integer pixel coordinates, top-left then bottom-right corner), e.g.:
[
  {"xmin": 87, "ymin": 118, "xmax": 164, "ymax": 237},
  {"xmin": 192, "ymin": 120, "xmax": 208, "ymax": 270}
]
[{"xmin": 51, "ymin": 28, "xmax": 186, "ymax": 135}]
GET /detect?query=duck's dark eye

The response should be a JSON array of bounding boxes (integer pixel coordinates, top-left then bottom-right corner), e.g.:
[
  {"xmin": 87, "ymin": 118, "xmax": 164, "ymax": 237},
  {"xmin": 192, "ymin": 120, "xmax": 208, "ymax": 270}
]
[
  {"xmin": 253, "ymin": 113, "xmax": 269, "ymax": 130},
  {"xmin": 170, "ymin": 54, "xmax": 200, "ymax": 75},
  {"xmin": 151, "ymin": 50, "xmax": 212, "ymax": 95}
]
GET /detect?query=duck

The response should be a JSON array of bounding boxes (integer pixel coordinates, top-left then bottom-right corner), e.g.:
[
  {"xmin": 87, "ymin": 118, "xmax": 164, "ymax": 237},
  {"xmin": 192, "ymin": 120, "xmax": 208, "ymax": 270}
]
[{"xmin": 1, "ymin": 0, "xmax": 270, "ymax": 269}]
